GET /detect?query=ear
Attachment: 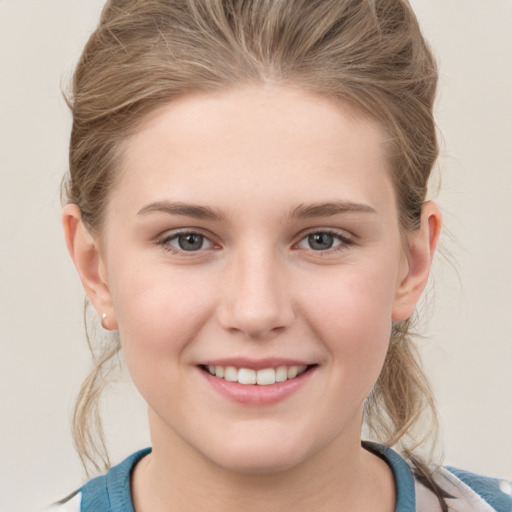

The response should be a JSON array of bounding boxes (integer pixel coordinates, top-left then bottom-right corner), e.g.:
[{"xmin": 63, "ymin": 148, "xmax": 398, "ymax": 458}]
[
  {"xmin": 392, "ymin": 201, "xmax": 442, "ymax": 322},
  {"xmin": 62, "ymin": 204, "xmax": 118, "ymax": 330}
]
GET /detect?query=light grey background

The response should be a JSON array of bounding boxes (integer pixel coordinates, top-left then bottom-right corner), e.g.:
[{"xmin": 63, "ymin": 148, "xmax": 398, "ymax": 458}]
[{"xmin": 0, "ymin": 1, "xmax": 511, "ymax": 511}]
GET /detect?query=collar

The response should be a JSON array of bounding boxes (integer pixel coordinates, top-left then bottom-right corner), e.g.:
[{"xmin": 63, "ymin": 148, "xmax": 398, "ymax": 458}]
[{"xmin": 81, "ymin": 443, "xmax": 416, "ymax": 512}]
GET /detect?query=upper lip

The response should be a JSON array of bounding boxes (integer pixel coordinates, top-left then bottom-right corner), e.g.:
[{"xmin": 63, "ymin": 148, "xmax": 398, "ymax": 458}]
[{"xmin": 198, "ymin": 358, "xmax": 314, "ymax": 371}]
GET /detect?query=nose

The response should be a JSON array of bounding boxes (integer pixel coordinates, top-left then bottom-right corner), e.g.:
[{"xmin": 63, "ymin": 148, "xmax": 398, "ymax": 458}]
[{"xmin": 217, "ymin": 247, "xmax": 295, "ymax": 339}]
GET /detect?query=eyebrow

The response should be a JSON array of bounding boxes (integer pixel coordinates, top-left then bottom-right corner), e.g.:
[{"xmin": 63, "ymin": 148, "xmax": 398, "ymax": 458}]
[
  {"xmin": 290, "ymin": 201, "xmax": 377, "ymax": 219},
  {"xmin": 137, "ymin": 200, "xmax": 376, "ymax": 222},
  {"xmin": 137, "ymin": 201, "xmax": 223, "ymax": 221}
]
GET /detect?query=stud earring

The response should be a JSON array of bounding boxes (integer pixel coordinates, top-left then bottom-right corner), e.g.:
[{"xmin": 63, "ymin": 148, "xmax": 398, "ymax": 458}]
[{"xmin": 101, "ymin": 312, "xmax": 108, "ymax": 329}]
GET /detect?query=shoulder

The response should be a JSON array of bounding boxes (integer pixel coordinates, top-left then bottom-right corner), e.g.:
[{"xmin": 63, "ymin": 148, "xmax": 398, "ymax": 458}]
[
  {"xmin": 435, "ymin": 466, "xmax": 512, "ymax": 512},
  {"xmin": 414, "ymin": 465, "xmax": 512, "ymax": 512},
  {"xmin": 365, "ymin": 442, "xmax": 511, "ymax": 512},
  {"xmin": 46, "ymin": 448, "xmax": 151, "ymax": 512}
]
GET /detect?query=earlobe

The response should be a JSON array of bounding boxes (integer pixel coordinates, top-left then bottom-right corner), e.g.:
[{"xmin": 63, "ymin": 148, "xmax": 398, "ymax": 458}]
[
  {"xmin": 392, "ymin": 201, "xmax": 442, "ymax": 322},
  {"xmin": 62, "ymin": 204, "xmax": 118, "ymax": 330}
]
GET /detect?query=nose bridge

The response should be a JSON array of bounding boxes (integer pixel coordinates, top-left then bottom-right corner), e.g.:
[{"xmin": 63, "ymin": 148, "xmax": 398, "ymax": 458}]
[{"xmin": 219, "ymin": 243, "xmax": 294, "ymax": 338}]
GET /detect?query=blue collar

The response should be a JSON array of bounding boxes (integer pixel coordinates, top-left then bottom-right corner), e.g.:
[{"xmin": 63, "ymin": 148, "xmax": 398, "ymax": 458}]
[
  {"xmin": 81, "ymin": 448, "xmax": 151, "ymax": 512},
  {"xmin": 362, "ymin": 441, "xmax": 416, "ymax": 512},
  {"xmin": 81, "ymin": 443, "xmax": 416, "ymax": 511}
]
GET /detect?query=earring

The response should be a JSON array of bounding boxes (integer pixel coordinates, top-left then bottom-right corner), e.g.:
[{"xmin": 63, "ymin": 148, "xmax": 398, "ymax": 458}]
[{"xmin": 101, "ymin": 312, "xmax": 108, "ymax": 329}]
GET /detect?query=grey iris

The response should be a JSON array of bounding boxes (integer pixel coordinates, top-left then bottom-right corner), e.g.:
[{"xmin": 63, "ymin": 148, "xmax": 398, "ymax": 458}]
[
  {"xmin": 178, "ymin": 234, "xmax": 204, "ymax": 251},
  {"xmin": 308, "ymin": 233, "xmax": 334, "ymax": 250}
]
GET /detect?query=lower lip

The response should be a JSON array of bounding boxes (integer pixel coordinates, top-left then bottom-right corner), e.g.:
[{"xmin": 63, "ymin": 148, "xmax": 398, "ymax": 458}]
[{"xmin": 199, "ymin": 367, "xmax": 316, "ymax": 406}]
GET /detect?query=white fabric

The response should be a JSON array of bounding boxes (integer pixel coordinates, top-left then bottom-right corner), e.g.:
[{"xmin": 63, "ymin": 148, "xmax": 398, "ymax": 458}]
[
  {"xmin": 415, "ymin": 468, "xmax": 500, "ymax": 512},
  {"xmin": 415, "ymin": 478, "xmax": 443, "ymax": 512},
  {"xmin": 45, "ymin": 493, "xmax": 81, "ymax": 512},
  {"xmin": 438, "ymin": 468, "xmax": 499, "ymax": 512}
]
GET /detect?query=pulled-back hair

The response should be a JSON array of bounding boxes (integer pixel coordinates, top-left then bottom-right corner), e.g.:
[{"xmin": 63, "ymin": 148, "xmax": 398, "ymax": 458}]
[{"xmin": 64, "ymin": 0, "xmax": 443, "ymax": 503}]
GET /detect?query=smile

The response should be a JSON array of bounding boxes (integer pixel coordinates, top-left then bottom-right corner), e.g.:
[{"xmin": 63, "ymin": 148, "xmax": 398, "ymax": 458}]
[{"xmin": 203, "ymin": 365, "xmax": 309, "ymax": 385}]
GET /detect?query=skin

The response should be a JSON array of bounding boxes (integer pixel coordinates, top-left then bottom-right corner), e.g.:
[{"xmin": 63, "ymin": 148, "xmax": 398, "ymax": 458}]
[{"xmin": 63, "ymin": 85, "xmax": 441, "ymax": 512}]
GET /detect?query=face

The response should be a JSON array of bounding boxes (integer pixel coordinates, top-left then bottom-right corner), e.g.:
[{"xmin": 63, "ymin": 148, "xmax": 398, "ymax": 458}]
[{"xmin": 87, "ymin": 86, "xmax": 421, "ymax": 474}]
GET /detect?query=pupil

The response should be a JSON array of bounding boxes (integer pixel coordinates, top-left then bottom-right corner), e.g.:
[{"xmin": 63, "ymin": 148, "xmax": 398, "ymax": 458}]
[
  {"xmin": 309, "ymin": 233, "xmax": 334, "ymax": 250},
  {"xmin": 178, "ymin": 234, "xmax": 203, "ymax": 251}
]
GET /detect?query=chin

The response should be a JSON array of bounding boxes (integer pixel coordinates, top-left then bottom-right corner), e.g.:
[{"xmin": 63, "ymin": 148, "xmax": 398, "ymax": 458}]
[
  {"xmin": 201, "ymin": 431, "xmax": 315, "ymax": 475},
  {"xmin": 214, "ymin": 450, "xmax": 305, "ymax": 475}
]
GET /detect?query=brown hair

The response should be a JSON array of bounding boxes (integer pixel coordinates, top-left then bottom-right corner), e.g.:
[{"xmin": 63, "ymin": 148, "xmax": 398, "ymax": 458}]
[{"xmin": 64, "ymin": 0, "xmax": 443, "ymax": 503}]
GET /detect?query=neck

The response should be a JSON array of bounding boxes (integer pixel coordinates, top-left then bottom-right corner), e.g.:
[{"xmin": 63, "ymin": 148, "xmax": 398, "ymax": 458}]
[{"xmin": 131, "ymin": 413, "xmax": 395, "ymax": 512}]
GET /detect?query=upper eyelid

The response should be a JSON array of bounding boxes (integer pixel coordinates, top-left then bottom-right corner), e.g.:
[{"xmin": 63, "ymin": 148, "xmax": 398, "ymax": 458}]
[
  {"xmin": 155, "ymin": 227, "xmax": 354, "ymax": 248},
  {"xmin": 158, "ymin": 227, "xmax": 216, "ymax": 242},
  {"xmin": 156, "ymin": 229, "xmax": 218, "ymax": 254},
  {"xmin": 295, "ymin": 227, "xmax": 354, "ymax": 242},
  {"xmin": 290, "ymin": 233, "xmax": 351, "ymax": 257},
  {"xmin": 157, "ymin": 231, "xmax": 218, "ymax": 257}
]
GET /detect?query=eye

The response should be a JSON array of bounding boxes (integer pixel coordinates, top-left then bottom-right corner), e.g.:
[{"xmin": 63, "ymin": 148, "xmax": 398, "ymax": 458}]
[
  {"xmin": 160, "ymin": 231, "xmax": 215, "ymax": 253},
  {"xmin": 175, "ymin": 233, "xmax": 207, "ymax": 251},
  {"xmin": 296, "ymin": 231, "xmax": 351, "ymax": 251}
]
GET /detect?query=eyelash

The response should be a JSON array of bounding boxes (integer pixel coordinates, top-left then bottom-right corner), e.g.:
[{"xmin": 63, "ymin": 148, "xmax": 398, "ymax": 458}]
[
  {"xmin": 156, "ymin": 229, "xmax": 354, "ymax": 256},
  {"xmin": 295, "ymin": 229, "xmax": 354, "ymax": 253},
  {"xmin": 157, "ymin": 230, "xmax": 216, "ymax": 256}
]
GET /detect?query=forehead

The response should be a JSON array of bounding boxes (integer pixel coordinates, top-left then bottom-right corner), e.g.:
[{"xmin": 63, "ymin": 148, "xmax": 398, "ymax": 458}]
[{"xmin": 114, "ymin": 85, "xmax": 395, "ymax": 218}]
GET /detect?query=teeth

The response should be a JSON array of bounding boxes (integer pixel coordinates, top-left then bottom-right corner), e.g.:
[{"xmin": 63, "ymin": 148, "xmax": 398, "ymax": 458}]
[
  {"xmin": 238, "ymin": 368, "xmax": 257, "ymax": 385},
  {"xmin": 256, "ymin": 368, "xmax": 275, "ymax": 385},
  {"xmin": 276, "ymin": 366, "xmax": 288, "ymax": 382},
  {"xmin": 224, "ymin": 366, "xmax": 237, "ymax": 382},
  {"xmin": 205, "ymin": 364, "xmax": 309, "ymax": 385},
  {"xmin": 287, "ymin": 366, "xmax": 298, "ymax": 379}
]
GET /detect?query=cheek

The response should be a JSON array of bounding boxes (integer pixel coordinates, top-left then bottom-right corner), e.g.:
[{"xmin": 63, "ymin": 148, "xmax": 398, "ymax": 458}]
[
  {"xmin": 299, "ymin": 262, "xmax": 398, "ymax": 373},
  {"xmin": 110, "ymin": 269, "xmax": 218, "ymax": 414},
  {"xmin": 109, "ymin": 265, "xmax": 215, "ymax": 361}
]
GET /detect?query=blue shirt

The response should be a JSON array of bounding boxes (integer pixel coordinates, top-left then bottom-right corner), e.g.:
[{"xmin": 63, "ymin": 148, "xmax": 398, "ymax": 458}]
[{"xmin": 49, "ymin": 443, "xmax": 512, "ymax": 512}]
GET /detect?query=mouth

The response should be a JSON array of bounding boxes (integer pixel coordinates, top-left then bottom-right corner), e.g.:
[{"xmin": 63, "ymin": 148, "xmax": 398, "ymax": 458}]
[{"xmin": 199, "ymin": 364, "xmax": 314, "ymax": 386}]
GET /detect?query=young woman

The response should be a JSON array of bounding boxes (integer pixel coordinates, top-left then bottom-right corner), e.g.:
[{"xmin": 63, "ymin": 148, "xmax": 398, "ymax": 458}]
[{"xmin": 52, "ymin": 0, "xmax": 511, "ymax": 511}]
